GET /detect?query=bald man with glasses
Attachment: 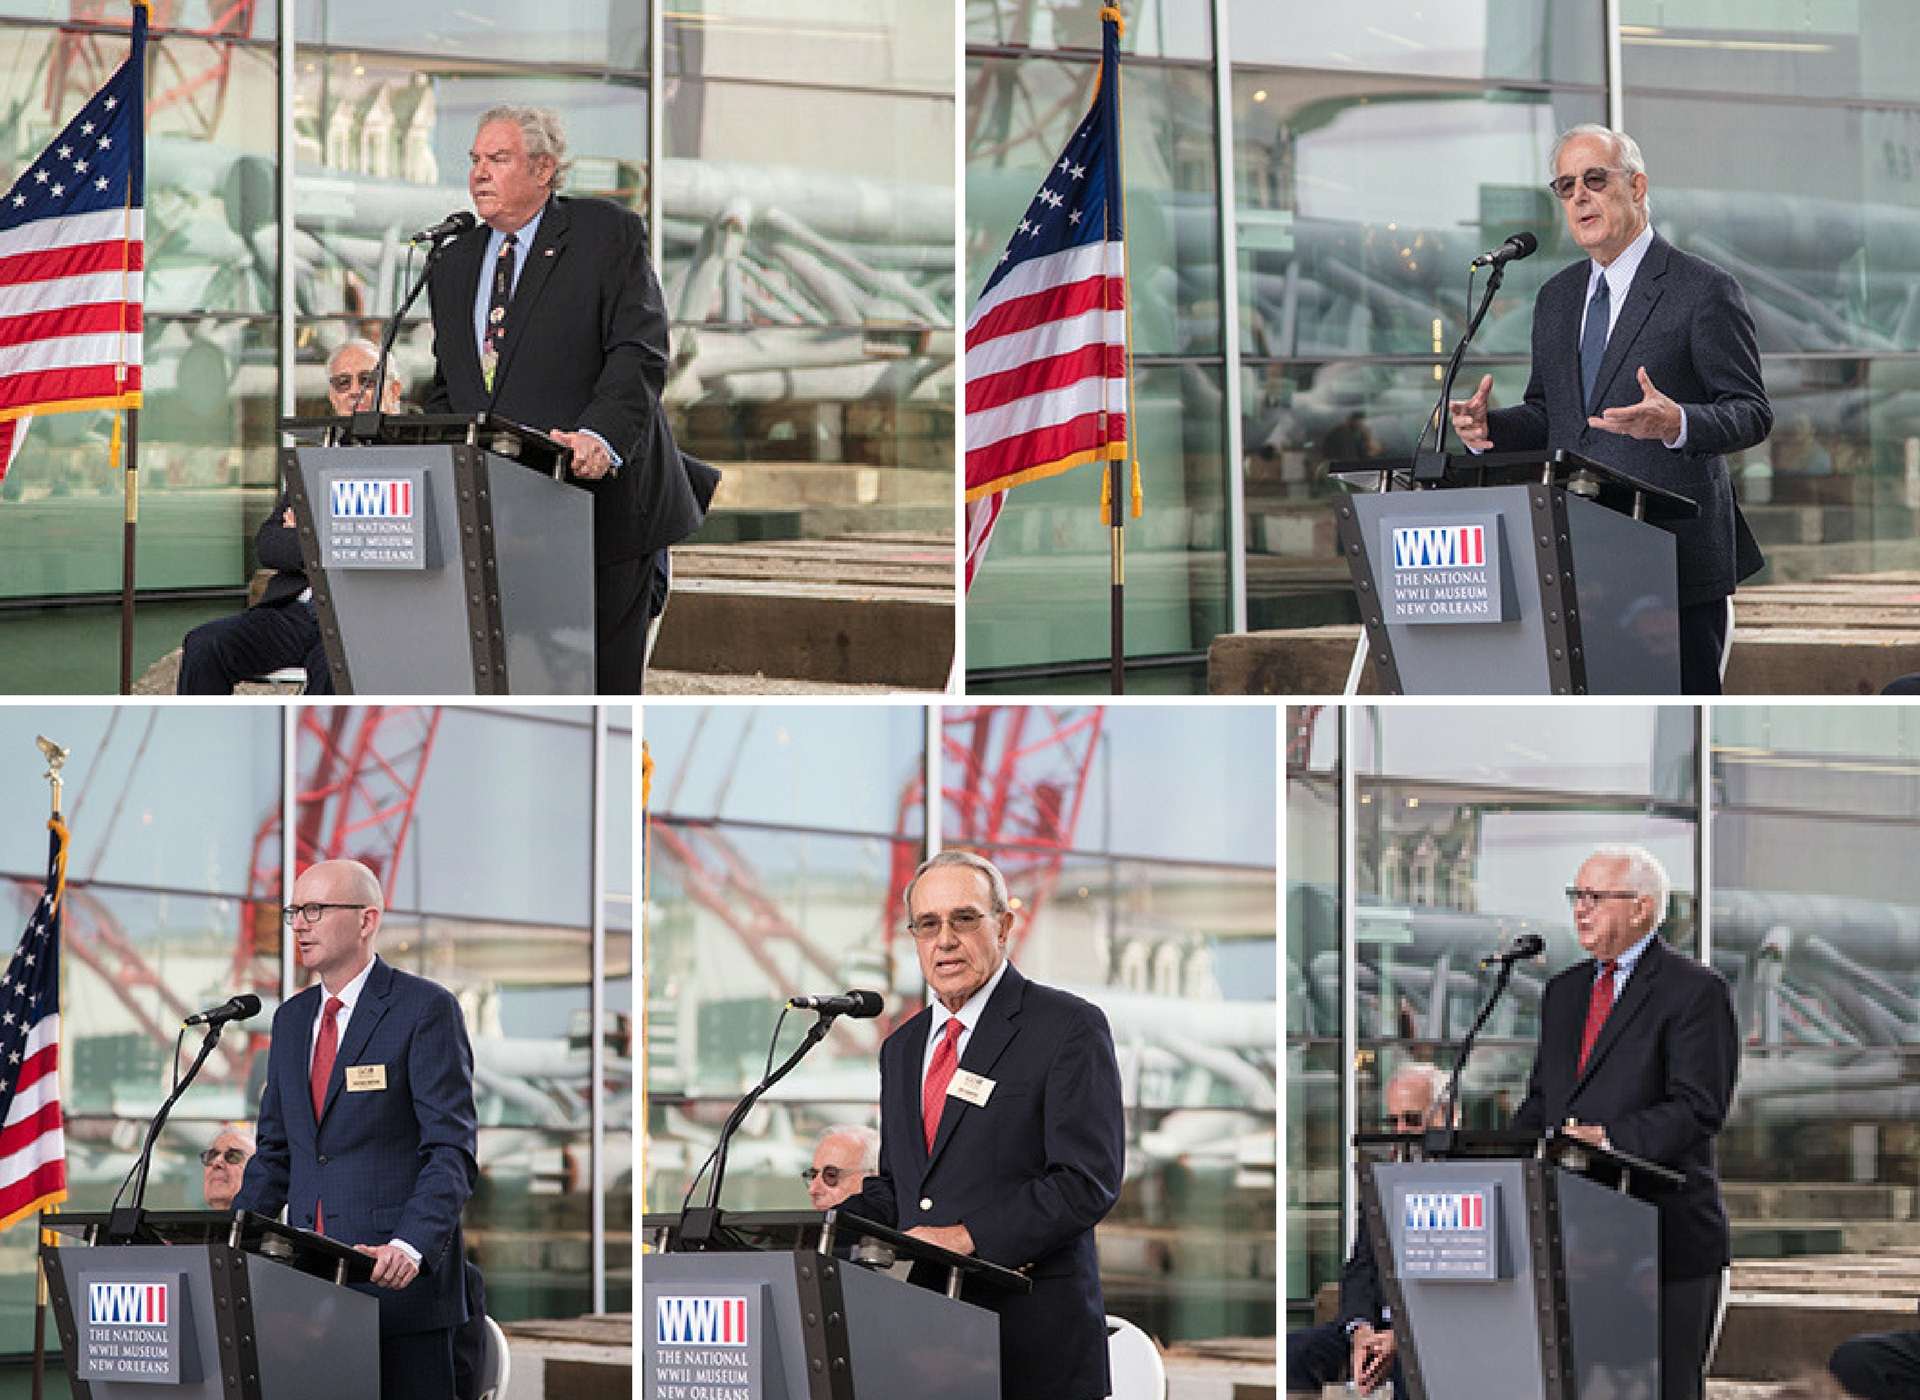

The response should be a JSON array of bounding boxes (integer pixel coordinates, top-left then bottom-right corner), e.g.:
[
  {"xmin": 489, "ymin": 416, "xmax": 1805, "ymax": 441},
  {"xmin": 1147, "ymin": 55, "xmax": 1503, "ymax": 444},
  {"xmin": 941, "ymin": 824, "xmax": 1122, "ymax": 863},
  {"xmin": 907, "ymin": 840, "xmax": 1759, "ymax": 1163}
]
[
  {"xmin": 1511, "ymin": 844, "xmax": 1739, "ymax": 1400},
  {"xmin": 1448, "ymin": 123, "xmax": 1772, "ymax": 694}
]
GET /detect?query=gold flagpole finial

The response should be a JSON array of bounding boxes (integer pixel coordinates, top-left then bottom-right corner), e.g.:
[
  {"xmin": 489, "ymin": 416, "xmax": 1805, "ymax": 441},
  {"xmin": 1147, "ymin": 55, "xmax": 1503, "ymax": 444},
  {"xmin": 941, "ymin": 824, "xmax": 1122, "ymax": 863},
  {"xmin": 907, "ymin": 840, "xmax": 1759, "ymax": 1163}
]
[{"xmin": 35, "ymin": 736, "xmax": 68, "ymax": 817}]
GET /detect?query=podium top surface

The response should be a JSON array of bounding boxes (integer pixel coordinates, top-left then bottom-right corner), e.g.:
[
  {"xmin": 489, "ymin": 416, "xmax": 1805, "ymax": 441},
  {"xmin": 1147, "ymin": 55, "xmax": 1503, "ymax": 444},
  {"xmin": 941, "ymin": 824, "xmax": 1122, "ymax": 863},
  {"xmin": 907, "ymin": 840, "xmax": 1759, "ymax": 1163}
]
[
  {"xmin": 1326, "ymin": 449, "xmax": 1701, "ymax": 521},
  {"xmin": 1352, "ymin": 1127, "xmax": 1684, "ymax": 1191},
  {"xmin": 49, "ymin": 1209, "xmax": 377, "ymax": 1282},
  {"xmin": 641, "ymin": 1208, "xmax": 1032, "ymax": 1294},
  {"xmin": 279, "ymin": 412, "xmax": 575, "ymax": 479}
]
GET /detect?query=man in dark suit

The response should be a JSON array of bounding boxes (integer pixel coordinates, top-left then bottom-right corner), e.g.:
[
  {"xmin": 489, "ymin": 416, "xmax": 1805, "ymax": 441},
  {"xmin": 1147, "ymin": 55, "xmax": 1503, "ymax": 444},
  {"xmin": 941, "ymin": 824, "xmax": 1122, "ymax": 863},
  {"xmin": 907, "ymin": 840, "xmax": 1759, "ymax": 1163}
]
[
  {"xmin": 1512, "ymin": 844, "xmax": 1739, "ymax": 1400},
  {"xmin": 423, "ymin": 104, "xmax": 708, "ymax": 693},
  {"xmin": 176, "ymin": 339, "xmax": 398, "ymax": 694},
  {"xmin": 1449, "ymin": 124, "xmax": 1773, "ymax": 694},
  {"xmin": 1285, "ymin": 1062, "xmax": 1449, "ymax": 1395},
  {"xmin": 848, "ymin": 851, "xmax": 1126, "ymax": 1400},
  {"xmin": 233, "ymin": 859, "xmax": 479, "ymax": 1400}
]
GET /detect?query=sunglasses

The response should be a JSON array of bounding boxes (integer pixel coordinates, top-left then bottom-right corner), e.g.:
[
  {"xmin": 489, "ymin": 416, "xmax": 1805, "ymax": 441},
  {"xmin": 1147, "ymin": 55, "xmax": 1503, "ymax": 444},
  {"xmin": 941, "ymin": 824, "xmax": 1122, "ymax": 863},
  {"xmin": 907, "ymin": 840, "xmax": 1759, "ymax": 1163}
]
[
  {"xmin": 801, "ymin": 1165, "xmax": 859, "ymax": 1186},
  {"xmin": 327, "ymin": 370, "xmax": 380, "ymax": 393},
  {"xmin": 200, "ymin": 1147, "xmax": 248, "ymax": 1167},
  {"xmin": 1548, "ymin": 166, "xmax": 1629, "ymax": 200},
  {"xmin": 1386, "ymin": 1110, "xmax": 1429, "ymax": 1130}
]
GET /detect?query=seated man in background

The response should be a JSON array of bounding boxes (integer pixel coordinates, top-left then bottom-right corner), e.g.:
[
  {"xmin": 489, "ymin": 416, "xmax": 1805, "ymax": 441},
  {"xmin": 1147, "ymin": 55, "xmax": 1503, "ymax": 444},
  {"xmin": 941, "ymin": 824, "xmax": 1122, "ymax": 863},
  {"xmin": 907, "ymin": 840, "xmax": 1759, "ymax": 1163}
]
[
  {"xmin": 805, "ymin": 1123, "xmax": 880, "ymax": 1211},
  {"xmin": 200, "ymin": 1125, "xmax": 255, "ymax": 1211},
  {"xmin": 176, "ymin": 338, "xmax": 399, "ymax": 695},
  {"xmin": 1286, "ymin": 1062, "xmax": 1450, "ymax": 1396}
]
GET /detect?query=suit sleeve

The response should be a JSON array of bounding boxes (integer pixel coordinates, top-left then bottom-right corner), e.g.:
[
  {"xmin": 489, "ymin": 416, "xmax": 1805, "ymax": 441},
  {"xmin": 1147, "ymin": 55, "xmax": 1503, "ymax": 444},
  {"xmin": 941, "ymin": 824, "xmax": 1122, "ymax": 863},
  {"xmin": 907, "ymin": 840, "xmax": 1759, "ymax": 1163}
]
[
  {"xmin": 393, "ymin": 990, "xmax": 480, "ymax": 1272},
  {"xmin": 233, "ymin": 1037, "xmax": 290, "ymax": 1217},
  {"xmin": 423, "ymin": 271, "xmax": 455, "ymax": 415},
  {"xmin": 1510, "ymin": 981, "xmax": 1554, "ymax": 1135},
  {"xmin": 1337, "ymin": 1219, "xmax": 1386, "ymax": 1327},
  {"xmin": 1602, "ymin": 971, "xmax": 1739, "ymax": 1169},
  {"xmin": 962, "ymin": 1003, "xmax": 1125, "ymax": 1267},
  {"xmin": 1486, "ymin": 302, "xmax": 1554, "ymax": 451},
  {"xmin": 1675, "ymin": 270, "xmax": 1772, "ymax": 459},
  {"xmin": 846, "ymin": 1045, "xmax": 900, "ymax": 1230},
  {"xmin": 574, "ymin": 214, "xmax": 670, "ymax": 468},
  {"xmin": 254, "ymin": 493, "xmax": 304, "ymax": 577}
]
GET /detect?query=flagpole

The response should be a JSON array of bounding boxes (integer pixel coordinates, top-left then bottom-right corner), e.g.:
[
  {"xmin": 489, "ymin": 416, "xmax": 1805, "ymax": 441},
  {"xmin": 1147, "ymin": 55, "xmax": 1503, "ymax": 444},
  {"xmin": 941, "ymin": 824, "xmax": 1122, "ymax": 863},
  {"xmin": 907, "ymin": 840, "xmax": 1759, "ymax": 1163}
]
[
  {"xmin": 117, "ymin": 0, "xmax": 148, "ymax": 695},
  {"xmin": 1102, "ymin": 8, "xmax": 1126, "ymax": 696},
  {"xmin": 30, "ymin": 736, "xmax": 67, "ymax": 1400}
]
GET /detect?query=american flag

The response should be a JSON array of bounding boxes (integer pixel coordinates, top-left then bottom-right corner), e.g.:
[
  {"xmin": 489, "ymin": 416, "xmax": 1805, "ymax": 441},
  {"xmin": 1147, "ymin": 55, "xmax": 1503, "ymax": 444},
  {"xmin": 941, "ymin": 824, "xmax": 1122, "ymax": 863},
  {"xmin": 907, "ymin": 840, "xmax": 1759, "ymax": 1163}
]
[
  {"xmin": 963, "ymin": 5, "xmax": 1135, "ymax": 590},
  {"xmin": 0, "ymin": 0, "xmax": 147, "ymax": 486},
  {"xmin": 0, "ymin": 818, "xmax": 69, "ymax": 1232}
]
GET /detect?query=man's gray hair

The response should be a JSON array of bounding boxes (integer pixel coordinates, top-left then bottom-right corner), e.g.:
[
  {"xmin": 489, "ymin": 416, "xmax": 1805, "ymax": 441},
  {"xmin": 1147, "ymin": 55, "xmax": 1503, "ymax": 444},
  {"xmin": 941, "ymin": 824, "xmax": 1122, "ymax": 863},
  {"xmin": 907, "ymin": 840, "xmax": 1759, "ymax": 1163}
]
[
  {"xmin": 816, "ymin": 1123, "xmax": 881, "ymax": 1173},
  {"xmin": 327, "ymin": 337, "xmax": 381, "ymax": 371},
  {"xmin": 1388, "ymin": 1061, "xmax": 1449, "ymax": 1111},
  {"xmin": 1588, "ymin": 843, "xmax": 1671, "ymax": 921},
  {"xmin": 209, "ymin": 1124, "xmax": 256, "ymax": 1154},
  {"xmin": 1552, "ymin": 124, "xmax": 1651, "ymax": 215},
  {"xmin": 478, "ymin": 104, "xmax": 569, "ymax": 190},
  {"xmin": 902, "ymin": 850, "xmax": 1010, "ymax": 915}
]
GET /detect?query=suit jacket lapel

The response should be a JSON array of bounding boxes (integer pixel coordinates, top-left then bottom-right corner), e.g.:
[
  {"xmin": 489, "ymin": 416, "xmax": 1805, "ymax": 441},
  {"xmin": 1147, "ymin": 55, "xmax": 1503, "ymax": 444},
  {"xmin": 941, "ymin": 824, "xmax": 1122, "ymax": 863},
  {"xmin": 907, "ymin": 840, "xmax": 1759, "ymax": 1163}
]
[
  {"xmin": 925, "ymin": 966, "xmax": 1025, "ymax": 1176},
  {"xmin": 436, "ymin": 229, "xmax": 490, "ymax": 404},
  {"xmin": 897, "ymin": 1010, "xmax": 932, "ymax": 1173},
  {"xmin": 318, "ymin": 957, "xmax": 394, "ymax": 1124},
  {"xmin": 1572, "ymin": 937, "xmax": 1665, "ymax": 1096},
  {"xmin": 1587, "ymin": 235, "xmax": 1670, "ymax": 414},
  {"xmin": 287, "ymin": 986, "xmax": 323, "ymax": 1134},
  {"xmin": 489, "ymin": 197, "xmax": 570, "ymax": 409}
]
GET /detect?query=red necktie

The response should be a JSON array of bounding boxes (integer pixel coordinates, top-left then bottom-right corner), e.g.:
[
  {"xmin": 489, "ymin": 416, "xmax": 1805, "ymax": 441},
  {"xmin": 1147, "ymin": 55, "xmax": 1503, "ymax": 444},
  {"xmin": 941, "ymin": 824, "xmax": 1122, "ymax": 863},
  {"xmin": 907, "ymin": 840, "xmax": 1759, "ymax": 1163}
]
[
  {"xmin": 1577, "ymin": 962, "xmax": 1617, "ymax": 1072},
  {"xmin": 309, "ymin": 995, "xmax": 343, "ymax": 1233},
  {"xmin": 922, "ymin": 1018, "xmax": 965, "ymax": 1151}
]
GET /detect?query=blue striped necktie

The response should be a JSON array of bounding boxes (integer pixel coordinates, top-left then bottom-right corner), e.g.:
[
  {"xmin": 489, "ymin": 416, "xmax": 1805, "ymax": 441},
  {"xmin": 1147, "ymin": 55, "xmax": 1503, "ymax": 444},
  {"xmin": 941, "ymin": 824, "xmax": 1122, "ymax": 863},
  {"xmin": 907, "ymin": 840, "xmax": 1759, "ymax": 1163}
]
[{"xmin": 1580, "ymin": 274, "xmax": 1611, "ymax": 410}]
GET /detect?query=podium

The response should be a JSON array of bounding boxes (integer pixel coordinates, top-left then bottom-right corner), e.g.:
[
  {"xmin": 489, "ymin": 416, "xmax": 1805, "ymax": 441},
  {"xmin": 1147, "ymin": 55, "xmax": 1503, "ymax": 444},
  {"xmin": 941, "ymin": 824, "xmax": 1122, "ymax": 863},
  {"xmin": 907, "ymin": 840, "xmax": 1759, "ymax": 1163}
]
[
  {"xmin": 279, "ymin": 412, "xmax": 595, "ymax": 694},
  {"xmin": 1353, "ymin": 1129, "xmax": 1683, "ymax": 1400},
  {"xmin": 640, "ymin": 1208, "xmax": 1031, "ymax": 1400},
  {"xmin": 1328, "ymin": 451, "xmax": 1700, "ymax": 694},
  {"xmin": 40, "ymin": 1209, "xmax": 378, "ymax": 1399}
]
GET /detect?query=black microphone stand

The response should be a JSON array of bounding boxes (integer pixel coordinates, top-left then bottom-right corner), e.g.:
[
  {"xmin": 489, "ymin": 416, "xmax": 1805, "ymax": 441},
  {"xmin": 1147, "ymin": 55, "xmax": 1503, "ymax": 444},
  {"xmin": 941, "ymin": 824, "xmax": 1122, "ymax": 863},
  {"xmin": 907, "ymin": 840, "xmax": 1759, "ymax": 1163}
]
[
  {"xmin": 349, "ymin": 231, "xmax": 460, "ymax": 443},
  {"xmin": 679, "ymin": 1013, "xmax": 839, "ymax": 1248},
  {"xmin": 1433, "ymin": 955, "xmax": 1521, "ymax": 1157},
  {"xmin": 105, "ymin": 1022, "xmax": 232, "ymax": 1243},
  {"xmin": 1413, "ymin": 259, "xmax": 1510, "ymax": 486}
]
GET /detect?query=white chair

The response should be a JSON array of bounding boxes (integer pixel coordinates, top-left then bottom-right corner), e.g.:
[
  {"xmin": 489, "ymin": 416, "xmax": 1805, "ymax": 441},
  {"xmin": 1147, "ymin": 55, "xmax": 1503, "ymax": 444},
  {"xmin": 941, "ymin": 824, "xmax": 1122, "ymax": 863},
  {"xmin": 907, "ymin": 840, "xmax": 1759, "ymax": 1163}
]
[
  {"xmin": 475, "ymin": 1315, "xmax": 510, "ymax": 1400},
  {"xmin": 1105, "ymin": 1314, "xmax": 1166, "ymax": 1400},
  {"xmin": 246, "ymin": 665, "xmax": 308, "ymax": 694}
]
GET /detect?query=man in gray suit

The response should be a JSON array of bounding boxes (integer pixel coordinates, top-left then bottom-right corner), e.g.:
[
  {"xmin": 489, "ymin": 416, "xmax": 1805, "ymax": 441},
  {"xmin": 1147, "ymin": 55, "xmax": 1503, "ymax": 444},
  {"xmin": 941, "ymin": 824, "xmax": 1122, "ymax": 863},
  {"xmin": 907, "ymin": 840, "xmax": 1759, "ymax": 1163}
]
[{"xmin": 1449, "ymin": 124, "xmax": 1773, "ymax": 694}]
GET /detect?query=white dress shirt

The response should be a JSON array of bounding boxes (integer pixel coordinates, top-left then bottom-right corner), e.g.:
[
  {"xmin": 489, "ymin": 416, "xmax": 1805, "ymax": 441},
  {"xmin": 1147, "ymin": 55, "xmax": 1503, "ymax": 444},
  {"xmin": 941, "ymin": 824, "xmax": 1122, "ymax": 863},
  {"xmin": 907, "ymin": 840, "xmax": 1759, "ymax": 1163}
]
[{"xmin": 921, "ymin": 956, "xmax": 1012, "ymax": 1090}]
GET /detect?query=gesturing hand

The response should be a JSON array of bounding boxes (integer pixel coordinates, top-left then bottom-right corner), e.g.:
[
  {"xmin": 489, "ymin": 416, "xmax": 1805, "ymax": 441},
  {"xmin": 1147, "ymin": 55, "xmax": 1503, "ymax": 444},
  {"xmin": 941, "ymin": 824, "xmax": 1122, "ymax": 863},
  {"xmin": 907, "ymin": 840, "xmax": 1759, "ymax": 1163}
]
[
  {"xmin": 1589, "ymin": 367, "xmax": 1683, "ymax": 443},
  {"xmin": 1447, "ymin": 374, "xmax": 1494, "ymax": 451},
  {"xmin": 354, "ymin": 1242, "xmax": 420, "ymax": 1289}
]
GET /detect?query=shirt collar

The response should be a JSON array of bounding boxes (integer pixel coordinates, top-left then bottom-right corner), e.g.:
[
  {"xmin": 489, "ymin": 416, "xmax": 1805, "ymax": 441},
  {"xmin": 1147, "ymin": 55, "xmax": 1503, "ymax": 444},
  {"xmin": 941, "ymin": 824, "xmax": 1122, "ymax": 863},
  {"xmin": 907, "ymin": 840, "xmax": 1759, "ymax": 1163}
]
[
  {"xmin": 487, "ymin": 202, "xmax": 545, "ymax": 257},
  {"xmin": 1602, "ymin": 929, "xmax": 1658, "ymax": 978},
  {"xmin": 928, "ymin": 956, "xmax": 1011, "ymax": 1042},
  {"xmin": 1588, "ymin": 219, "xmax": 1655, "ymax": 299},
  {"xmin": 320, "ymin": 955, "xmax": 376, "ymax": 1009}
]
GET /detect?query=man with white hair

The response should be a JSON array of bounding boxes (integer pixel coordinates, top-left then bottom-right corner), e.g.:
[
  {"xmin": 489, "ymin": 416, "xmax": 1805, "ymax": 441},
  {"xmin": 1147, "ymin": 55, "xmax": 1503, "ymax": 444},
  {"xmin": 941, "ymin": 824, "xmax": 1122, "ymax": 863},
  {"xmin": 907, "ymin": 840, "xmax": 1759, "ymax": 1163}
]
[
  {"xmin": 1512, "ymin": 843, "xmax": 1739, "ymax": 1400},
  {"xmin": 1448, "ymin": 124, "xmax": 1772, "ymax": 693},
  {"xmin": 200, "ymin": 1125, "xmax": 255, "ymax": 1211},
  {"xmin": 176, "ymin": 338, "xmax": 399, "ymax": 694},
  {"xmin": 423, "ymin": 104, "xmax": 712, "ymax": 693},
  {"xmin": 805, "ymin": 1123, "xmax": 880, "ymax": 1210}
]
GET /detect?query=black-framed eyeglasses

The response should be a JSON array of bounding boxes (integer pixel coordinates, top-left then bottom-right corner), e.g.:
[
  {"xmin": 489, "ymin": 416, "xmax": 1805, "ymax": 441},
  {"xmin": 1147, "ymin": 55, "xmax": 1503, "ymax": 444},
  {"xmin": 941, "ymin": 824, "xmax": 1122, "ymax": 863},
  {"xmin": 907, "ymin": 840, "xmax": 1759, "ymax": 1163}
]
[
  {"xmin": 1386, "ymin": 1110, "xmax": 1428, "ymax": 1130},
  {"xmin": 200, "ymin": 1147, "xmax": 248, "ymax": 1167},
  {"xmin": 802, "ymin": 1165, "xmax": 859, "ymax": 1186},
  {"xmin": 1565, "ymin": 887, "xmax": 1643, "ymax": 906},
  {"xmin": 1548, "ymin": 166, "xmax": 1628, "ymax": 199},
  {"xmin": 281, "ymin": 902, "xmax": 369, "ymax": 926},
  {"xmin": 327, "ymin": 370, "xmax": 379, "ymax": 393},
  {"xmin": 906, "ymin": 910, "xmax": 988, "ymax": 941}
]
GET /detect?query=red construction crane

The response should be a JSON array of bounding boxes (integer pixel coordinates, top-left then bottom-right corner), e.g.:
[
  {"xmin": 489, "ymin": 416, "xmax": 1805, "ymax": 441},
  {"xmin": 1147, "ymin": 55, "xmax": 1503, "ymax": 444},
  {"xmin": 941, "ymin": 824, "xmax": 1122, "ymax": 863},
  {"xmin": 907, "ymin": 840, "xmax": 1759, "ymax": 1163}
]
[{"xmin": 43, "ymin": 0, "xmax": 260, "ymax": 141}]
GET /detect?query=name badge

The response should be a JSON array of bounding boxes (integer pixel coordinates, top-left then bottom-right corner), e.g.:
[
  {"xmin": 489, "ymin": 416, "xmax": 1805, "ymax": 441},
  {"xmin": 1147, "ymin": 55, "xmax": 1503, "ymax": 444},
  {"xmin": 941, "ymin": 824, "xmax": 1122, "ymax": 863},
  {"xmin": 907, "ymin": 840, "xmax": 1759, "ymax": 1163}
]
[
  {"xmin": 948, "ymin": 1071, "xmax": 995, "ymax": 1107},
  {"xmin": 345, "ymin": 1064, "xmax": 387, "ymax": 1092}
]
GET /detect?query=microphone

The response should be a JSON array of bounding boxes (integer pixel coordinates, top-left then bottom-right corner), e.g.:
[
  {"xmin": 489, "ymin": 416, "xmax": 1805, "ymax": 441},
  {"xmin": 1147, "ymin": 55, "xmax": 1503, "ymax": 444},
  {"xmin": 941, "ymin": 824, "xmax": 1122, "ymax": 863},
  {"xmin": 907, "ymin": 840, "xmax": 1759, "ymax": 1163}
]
[
  {"xmin": 1478, "ymin": 934, "xmax": 1546, "ymax": 970},
  {"xmin": 409, "ymin": 210, "xmax": 477, "ymax": 245},
  {"xmin": 183, "ymin": 994, "xmax": 263, "ymax": 1028},
  {"xmin": 787, "ymin": 990, "xmax": 884, "ymax": 1018},
  {"xmin": 1470, "ymin": 231, "xmax": 1538, "ymax": 269}
]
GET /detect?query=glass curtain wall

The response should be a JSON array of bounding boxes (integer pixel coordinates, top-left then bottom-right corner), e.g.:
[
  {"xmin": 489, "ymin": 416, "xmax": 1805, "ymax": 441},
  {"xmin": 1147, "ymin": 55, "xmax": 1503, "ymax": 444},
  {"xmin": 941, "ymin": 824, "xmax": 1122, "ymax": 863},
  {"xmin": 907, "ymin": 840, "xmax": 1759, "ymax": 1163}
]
[
  {"xmin": 1286, "ymin": 703, "xmax": 1700, "ymax": 1323},
  {"xmin": 643, "ymin": 702, "xmax": 1278, "ymax": 1349},
  {"xmin": 1711, "ymin": 708, "xmax": 1920, "ymax": 1257},
  {"xmin": 0, "ymin": 702, "xmax": 630, "ymax": 1353}
]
